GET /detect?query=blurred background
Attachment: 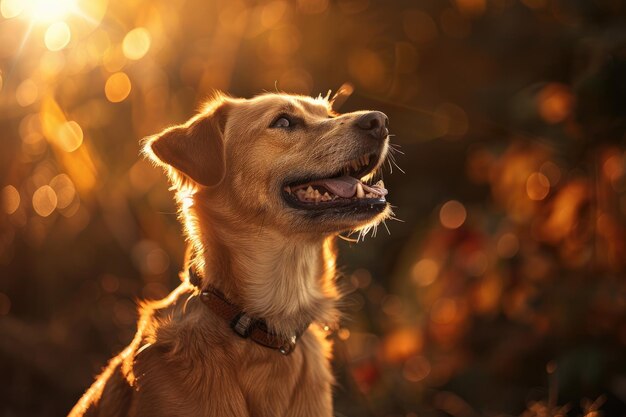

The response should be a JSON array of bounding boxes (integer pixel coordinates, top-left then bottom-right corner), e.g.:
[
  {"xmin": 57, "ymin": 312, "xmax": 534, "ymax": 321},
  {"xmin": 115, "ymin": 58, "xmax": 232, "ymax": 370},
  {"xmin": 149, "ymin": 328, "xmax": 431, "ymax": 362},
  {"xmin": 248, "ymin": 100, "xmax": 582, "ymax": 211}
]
[{"xmin": 1, "ymin": 0, "xmax": 625, "ymax": 416}]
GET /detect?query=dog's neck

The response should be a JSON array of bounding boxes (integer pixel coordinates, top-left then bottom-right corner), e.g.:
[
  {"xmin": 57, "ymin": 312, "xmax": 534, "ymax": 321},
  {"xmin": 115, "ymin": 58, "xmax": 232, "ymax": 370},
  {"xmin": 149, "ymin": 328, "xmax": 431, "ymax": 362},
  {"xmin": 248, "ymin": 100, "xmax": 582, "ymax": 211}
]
[{"xmin": 185, "ymin": 195, "xmax": 339, "ymax": 337}]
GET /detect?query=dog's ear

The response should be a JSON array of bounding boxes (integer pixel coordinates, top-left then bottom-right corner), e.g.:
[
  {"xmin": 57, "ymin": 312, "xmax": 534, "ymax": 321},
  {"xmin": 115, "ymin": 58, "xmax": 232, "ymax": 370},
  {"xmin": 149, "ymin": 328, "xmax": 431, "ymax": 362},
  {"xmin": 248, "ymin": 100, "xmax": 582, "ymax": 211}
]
[{"xmin": 144, "ymin": 99, "xmax": 230, "ymax": 187}]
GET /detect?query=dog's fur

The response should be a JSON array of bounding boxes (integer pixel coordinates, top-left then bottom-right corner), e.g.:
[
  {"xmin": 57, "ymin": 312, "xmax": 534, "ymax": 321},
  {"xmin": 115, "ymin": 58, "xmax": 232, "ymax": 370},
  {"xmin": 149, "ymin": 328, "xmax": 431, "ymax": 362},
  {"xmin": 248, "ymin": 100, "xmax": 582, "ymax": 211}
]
[{"xmin": 69, "ymin": 92, "xmax": 390, "ymax": 417}]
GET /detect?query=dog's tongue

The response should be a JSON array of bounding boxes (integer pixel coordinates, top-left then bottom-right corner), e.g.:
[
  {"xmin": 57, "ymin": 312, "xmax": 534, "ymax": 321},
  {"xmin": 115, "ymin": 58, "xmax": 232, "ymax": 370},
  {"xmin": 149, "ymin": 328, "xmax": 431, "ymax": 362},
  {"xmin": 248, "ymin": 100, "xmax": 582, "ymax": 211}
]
[
  {"xmin": 317, "ymin": 176, "xmax": 388, "ymax": 198},
  {"xmin": 317, "ymin": 176, "xmax": 358, "ymax": 198}
]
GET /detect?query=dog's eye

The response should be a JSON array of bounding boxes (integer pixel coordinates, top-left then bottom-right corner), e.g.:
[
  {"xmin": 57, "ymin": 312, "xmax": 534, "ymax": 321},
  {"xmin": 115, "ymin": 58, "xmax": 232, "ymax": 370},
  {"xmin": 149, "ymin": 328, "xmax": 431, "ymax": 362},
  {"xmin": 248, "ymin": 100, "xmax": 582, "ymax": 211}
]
[{"xmin": 271, "ymin": 116, "xmax": 292, "ymax": 128}]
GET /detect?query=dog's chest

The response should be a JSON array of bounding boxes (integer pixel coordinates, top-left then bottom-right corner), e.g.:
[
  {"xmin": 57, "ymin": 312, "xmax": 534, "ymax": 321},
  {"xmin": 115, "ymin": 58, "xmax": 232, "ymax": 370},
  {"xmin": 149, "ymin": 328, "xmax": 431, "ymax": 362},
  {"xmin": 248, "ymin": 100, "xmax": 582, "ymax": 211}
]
[{"xmin": 130, "ymin": 330, "xmax": 333, "ymax": 417}]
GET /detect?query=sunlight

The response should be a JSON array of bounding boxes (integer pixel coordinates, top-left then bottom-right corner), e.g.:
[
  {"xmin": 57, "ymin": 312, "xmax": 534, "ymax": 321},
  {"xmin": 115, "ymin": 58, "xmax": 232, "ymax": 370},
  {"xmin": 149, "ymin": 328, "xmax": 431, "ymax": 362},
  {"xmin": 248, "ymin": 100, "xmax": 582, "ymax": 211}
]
[{"xmin": 23, "ymin": 0, "xmax": 77, "ymax": 23}]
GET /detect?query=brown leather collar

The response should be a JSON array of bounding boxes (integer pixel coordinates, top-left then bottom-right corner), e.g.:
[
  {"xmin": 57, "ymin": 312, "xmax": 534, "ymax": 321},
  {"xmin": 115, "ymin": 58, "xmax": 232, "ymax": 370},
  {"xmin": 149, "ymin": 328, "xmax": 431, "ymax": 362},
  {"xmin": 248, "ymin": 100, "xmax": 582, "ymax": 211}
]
[{"xmin": 189, "ymin": 268, "xmax": 308, "ymax": 355}]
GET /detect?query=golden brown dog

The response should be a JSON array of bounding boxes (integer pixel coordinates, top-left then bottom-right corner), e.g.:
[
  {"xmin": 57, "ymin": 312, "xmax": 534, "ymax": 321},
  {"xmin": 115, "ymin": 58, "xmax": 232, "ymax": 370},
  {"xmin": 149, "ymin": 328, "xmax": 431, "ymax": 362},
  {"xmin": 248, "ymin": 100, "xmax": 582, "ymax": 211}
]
[{"xmin": 69, "ymin": 92, "xmax": 390, "ymax": 417}]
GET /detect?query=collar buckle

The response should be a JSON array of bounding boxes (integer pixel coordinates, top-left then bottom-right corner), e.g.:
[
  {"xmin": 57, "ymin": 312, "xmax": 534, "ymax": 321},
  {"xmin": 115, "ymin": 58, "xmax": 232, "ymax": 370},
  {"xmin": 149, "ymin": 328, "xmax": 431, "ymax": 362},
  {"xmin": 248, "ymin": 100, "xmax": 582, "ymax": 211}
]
[{"xmin": 231, "ymin": 312, "xmax": 255, "ymax": 338}]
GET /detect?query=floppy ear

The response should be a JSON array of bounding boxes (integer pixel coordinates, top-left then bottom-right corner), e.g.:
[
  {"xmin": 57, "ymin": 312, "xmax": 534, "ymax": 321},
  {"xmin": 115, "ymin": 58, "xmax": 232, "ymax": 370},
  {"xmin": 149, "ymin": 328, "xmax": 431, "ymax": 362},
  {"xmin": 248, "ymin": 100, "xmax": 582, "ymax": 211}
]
[{"xmin": 144, "ymin": 101, "xmax": 229, "ymax": 187}]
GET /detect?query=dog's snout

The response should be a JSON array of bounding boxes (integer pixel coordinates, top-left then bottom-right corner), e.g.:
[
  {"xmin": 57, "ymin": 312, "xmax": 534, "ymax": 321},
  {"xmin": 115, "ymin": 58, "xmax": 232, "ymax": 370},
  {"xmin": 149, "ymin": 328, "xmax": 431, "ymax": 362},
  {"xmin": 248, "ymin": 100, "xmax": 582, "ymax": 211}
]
[{"xmin": 355, "ymin": 111, "xmax": 389, "ymax": 140}]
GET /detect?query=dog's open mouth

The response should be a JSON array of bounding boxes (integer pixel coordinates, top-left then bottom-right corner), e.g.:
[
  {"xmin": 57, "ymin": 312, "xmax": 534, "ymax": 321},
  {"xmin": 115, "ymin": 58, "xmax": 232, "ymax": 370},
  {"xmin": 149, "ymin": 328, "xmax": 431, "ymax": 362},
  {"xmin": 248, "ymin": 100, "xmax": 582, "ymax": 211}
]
[{"xmin": 282, "ymin": 153, "xmax": 388, "ymax": 211}]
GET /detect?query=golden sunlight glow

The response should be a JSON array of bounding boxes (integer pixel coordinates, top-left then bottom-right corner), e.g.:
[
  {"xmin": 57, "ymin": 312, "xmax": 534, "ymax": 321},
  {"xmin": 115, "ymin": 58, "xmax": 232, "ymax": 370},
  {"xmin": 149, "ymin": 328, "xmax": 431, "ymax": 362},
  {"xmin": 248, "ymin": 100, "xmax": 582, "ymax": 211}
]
[
  {"xmin": 105, "ymin": 72, "xmax": 131, "ymax": 102},
  {"xmin": 122, "ymin": 27, "xmax": 151, "ymax": 60},
  {"xmin": 40, "ymin": 96, "xmax": 98, "ymax": 192},
  {"xmin": 56, "ymin": 121, "xmax": 83, "ymax": 152},
  {"xmin": 23, "ymin": 0, "xmax": 77, "ymax": 23},
  {"xmin": 0, "ymin": 0, "xmax": 24, "ymax": 18},
  {"xmin": 44, "ymin": 22, "xmax": 71, "ymax": 51}
]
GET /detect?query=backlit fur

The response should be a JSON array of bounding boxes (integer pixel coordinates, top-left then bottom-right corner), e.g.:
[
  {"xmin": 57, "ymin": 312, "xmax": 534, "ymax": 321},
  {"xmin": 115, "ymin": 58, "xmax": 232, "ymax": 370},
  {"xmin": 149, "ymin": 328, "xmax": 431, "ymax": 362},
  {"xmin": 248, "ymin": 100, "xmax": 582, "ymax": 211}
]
[{"xmin": 69, "ymin": 92, "xmax": 390, "ymax": 417}]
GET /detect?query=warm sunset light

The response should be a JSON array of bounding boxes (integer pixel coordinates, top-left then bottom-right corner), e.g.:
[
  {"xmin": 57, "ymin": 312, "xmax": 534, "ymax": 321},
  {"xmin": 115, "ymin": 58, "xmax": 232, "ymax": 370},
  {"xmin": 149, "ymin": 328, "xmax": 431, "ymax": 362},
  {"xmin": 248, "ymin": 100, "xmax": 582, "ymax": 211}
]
[
  {"xmin": 1, "ymin": 1, "xmax": 623, "ymax": 416},
  {"xmin": 44, "ymin": 21, "xmax": 71, "ymax": 51},
  {"xmin": 22, "ymin": 0, "xmax": 78, "ymax": 23},
  {"xmin": 56, "ymin": 120, "xmax": 83, "ymax": 152}
]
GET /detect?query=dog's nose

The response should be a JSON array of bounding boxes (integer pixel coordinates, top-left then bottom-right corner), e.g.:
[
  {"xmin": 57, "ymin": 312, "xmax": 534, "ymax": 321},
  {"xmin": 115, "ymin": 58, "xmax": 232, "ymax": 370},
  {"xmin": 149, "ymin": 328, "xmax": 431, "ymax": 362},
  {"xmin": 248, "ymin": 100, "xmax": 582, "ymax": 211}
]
[{"xmin": 355, "ymin": 111, "xmax": 389, "ymax": 140}]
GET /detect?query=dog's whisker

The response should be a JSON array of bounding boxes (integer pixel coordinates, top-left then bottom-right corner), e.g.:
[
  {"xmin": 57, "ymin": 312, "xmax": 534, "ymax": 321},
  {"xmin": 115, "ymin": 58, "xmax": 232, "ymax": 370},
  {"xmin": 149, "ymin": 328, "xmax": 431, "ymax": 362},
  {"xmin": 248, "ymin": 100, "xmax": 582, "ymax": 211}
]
[
  {"xmin": 338, "ymin": 233, "xmax": 358, "ymax": 243},
  {"xmin": 382, "ymin": 219, "xmax": 391, "ymax": 235},
  {"xmin": 387, "ymin": 152, "xmax": 405, "ymax": 174},
  {"xmin": 388, "ymin": 144, "xmax": 405, "ymax": 155},
  {"xmin": 76, "ymin": 91, "xmax": 395, "ymax": 417},
  {"xmin": 386, "ymin": 158, "xmax": 394, "ymax": 174}
]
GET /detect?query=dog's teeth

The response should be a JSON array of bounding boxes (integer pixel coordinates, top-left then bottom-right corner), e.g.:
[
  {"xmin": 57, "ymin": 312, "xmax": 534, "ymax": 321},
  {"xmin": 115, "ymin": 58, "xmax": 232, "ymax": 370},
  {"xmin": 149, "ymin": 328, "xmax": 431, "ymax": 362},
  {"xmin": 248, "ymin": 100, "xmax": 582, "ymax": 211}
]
[
  {"xmin": 297, "ymin": 189, "xmax": 306, "ymax": 201},
  {"xmin": 284, "ymin": 186, "xmax": 291, "ymax": 194},
  {"xmin": 356, "ymin": 182, "xmax": 365, "ymax": 198},
  {"xmin": 322, "ymin": 192, "xmax": 331, "ymax": 201}
]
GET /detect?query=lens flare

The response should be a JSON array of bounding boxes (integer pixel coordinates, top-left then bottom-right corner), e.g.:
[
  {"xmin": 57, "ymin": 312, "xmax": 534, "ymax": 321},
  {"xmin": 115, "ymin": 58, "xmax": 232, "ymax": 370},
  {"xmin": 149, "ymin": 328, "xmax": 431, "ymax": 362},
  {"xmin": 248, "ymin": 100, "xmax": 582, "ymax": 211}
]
[{"xmin": 24, "ymin": 0, "xmax": 77, "ymax": 23}]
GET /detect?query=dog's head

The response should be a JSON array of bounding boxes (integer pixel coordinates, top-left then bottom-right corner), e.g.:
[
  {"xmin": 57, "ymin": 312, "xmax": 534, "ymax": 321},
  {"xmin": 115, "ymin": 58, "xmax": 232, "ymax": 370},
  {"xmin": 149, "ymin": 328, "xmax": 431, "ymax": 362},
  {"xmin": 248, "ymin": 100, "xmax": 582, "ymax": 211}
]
[{"xmin": 144, "ymin": 92, "xmax": 391, "ymax": 235}]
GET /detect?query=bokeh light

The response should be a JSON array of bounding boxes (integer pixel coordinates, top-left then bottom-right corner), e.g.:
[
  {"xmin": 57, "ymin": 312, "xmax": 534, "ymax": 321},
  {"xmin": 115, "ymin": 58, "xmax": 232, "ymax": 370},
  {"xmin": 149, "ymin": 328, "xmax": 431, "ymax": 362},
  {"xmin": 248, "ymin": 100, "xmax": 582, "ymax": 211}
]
[
  {"xmin": 49, "ymin": 174, "xmax": 76, "ymax": 209},
  {"xmin": 56, "ymin": 121, "xmax": 83, "ymax": 152},
  {"xmin": 526, "ymin": 172, "xmax": 550, "ymax": 201},
  {"xmin": 439, "ymin": 200, "xmax": 467, "ymax": 229},
  {"xmin": 32, "ymin": 185, "xmax": 57, "ymax": 217},
  {"xmin": 122, "ymin": 27, "xmax": 151, "ymax": 60},
  {"xmin": 0, "ymin": 0, "xmax": 23, "ymax": 18},
  {"xmin": 44, "ymin": 22, "xmax": 71, "ymax": 51},
  {"xmin": 1, "ymin": 185, "xmax": 20, "ymax": 214},
  {"xmin": 411, "ymin": 258, "xmax": 440, "ymax": 286},
  {"xmin": 104, "ymin": 72, "xmax": 131, "ymax": 102},
  {"xmin": 403, "ymin": 355, "xmax": 431, "ymax": 382},
  {"xmin": 537, "ymin": 83, "xmax": 573, "ymax": 124}
]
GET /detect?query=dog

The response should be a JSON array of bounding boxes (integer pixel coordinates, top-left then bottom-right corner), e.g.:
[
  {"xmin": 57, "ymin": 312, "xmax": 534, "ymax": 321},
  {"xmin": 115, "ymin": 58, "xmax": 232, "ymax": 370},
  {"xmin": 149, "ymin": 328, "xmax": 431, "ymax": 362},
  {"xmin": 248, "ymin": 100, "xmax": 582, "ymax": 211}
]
[{"xmin": 69, "ymin": 92, "xmax": 390, "ymax": 417}]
